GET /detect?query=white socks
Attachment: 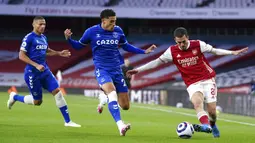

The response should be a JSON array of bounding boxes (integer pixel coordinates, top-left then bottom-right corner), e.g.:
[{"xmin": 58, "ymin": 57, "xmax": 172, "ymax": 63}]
[
  {"xmin": 108, "ymin": 91, "xmax": 118, "ymax": 103},
  {"xmin": 24, "ymin": 95, "xmax": 34, "ymax": 105},
  {"xmin": 117, "ymin": 120, "xmax": 124, "ymax": 130},
  {"xmin": 107, "ymin": 91, "xmax": 124, "ymax": 129},
  {"xmin": 54, "ymin": 91, "xmax": 67, "ymax": 108}
]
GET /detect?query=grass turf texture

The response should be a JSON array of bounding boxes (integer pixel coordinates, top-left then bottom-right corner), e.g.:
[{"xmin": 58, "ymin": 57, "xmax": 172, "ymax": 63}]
[{"xmin": 0, "ymin": 92, "xmax": 255, "ymax": 143}]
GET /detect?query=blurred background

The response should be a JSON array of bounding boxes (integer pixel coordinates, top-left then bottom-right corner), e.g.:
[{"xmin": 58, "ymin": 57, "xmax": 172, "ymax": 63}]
[{"xmin": 0, "ymin": 0, "xmax": 255, "ymax": 116}]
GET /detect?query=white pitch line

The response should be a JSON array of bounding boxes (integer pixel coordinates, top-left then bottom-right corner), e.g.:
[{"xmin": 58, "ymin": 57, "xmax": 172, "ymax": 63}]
[{"xmin": 133, "ymin": 105, "xmax": 255, "ymax": 126}]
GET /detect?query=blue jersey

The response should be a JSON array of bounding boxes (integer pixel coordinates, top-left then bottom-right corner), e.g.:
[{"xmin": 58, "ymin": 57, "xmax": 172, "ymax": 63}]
[
  {"xmin": 79, "ymin": 24, "xmax": 127, "ymax": 71},
  {"xmin": 20, "ymin": 32, "xmax": 49, "ymax": 72},
  {"xmin": 20, "ymin": 32, "xmax": 59, "ymax": 99}
]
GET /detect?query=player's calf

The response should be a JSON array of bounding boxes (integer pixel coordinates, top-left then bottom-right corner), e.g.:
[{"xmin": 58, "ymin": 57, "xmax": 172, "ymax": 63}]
[
  {"xmin": 209, "ymin": 113, "xmax": 217, "ymax": 127},
  {"xmin": 117, "ymin": 92, "xmax": 130, "ymax": 110},
  {"xmin": 118, "ymin": 102, "xmax": 130, "ymax": 110},
  {"xmin": 7, "ymin": 92, "xmax": 35, "ymax": 109},
  {"xmin": 53, "ymin": 90, "xmax": 81, "ymax": 127}
]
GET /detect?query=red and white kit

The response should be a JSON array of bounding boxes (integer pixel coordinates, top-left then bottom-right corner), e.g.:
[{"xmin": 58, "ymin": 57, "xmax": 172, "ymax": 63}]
[{"xmin": 137, "ymin": 40, "xmax": 232, "ymax": 103}]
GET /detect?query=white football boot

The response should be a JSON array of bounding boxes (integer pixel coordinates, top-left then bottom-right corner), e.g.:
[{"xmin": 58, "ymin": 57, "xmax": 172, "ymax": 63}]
[
  {"xmin": 64, "ymin": 121, "xmax": 81, "ymax": 127},
  {"xmin": 7, "ymin": 92, "xmax": 16, "ymax": 109},
  {"xmin": 119, "ymin": 123, "xmax": 131, "ymax": 136}
]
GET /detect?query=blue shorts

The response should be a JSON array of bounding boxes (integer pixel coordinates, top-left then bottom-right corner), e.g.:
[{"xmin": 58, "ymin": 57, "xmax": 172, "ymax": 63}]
[
  {"xmin": 24, "ymin": 69, "xmax": 59, "ymax": 100},
  {"xmin": 95, "ymin": 68, "xmax": 128, "ymax": 93}
]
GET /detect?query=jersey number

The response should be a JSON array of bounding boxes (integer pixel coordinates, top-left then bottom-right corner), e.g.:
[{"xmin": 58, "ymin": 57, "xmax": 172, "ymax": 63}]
[
  {"xmin": 96, "ymin": 69, "xmax": 100, "ymax": 77},
  {"xmin": 210, "ymin": 84, "xmax": 216, "ymax": 98},
  {"xmin": 121, "ymin": 79, "xmax": 127, "ymax": 87}
]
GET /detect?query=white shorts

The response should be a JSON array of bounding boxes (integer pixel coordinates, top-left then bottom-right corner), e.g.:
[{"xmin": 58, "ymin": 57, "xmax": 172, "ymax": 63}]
[{"xmin": 187, "ymin": 78, "xmax": 217, "ymax": 103}]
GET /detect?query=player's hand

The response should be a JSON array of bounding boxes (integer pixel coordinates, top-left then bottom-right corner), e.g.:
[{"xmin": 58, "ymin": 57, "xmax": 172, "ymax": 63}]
[
  {"xmin": 36, "ymin": 64, "xmax": 45, "ymax": 72},
  {"xmin": 145, "ymin": 44, "xmax": 157, "ymax": 54},
  {"xmin": 126, "ymin": 69, "xmax": 139, "ymax": 78},
  {"xmin": 64, "ymin": 29, "xmax": 73, "ymax": 40},
  {"xmin": 59, "ymin": 50, "xmax": 71, "ymax": 57},
  {"xmin": 232, "ymin": 47, "xmax": 248, "ymax": 55}
]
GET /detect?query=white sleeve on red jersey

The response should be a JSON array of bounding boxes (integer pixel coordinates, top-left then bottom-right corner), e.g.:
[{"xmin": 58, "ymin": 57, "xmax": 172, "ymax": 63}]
[
  {"xmin": 199, "ymin": 40, "xmax": 213, "ymax": 53},
  {"xmin": 136, "ymin": 58, "xmax": 164, "ymax": 73},
  {"xmin": 199, "ymin": 40, "xmax": 233, "ymax": 55},
  {"xmin": 159, "ymin": 47, "xmax": 173, "ymax": 63},
  {"xmin": 136, "ymin": 48, "xmax": 171, "ymax": 72}
]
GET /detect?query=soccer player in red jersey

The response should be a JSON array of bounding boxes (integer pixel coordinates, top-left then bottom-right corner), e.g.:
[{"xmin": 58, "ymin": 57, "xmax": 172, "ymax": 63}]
[{"xmin": 127, "ymin": 27, "xmax": 248, "ymax": 138}]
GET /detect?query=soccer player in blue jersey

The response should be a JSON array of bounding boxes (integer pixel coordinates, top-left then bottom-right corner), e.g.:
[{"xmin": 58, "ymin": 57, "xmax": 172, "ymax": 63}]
[
  {"xmin": 7, "ymin": 16, "xmax": 81, "ymax": 127},
  {"xmin": 64, "ymin": 9, "xmax": 156, "ymax": 136}
]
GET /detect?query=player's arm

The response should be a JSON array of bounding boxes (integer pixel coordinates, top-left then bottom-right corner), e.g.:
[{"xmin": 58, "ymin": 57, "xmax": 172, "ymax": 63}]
[
  {"xmin": 46, "ymin": 48, "xmax": 60, "ymax": 56},
  {"xmin": 121, "ymin": 43, "xmax": 145, "ymax": 54},
  {"xmin": 126, "ymin": 48, "xmax": 172, "ymax": 78},
  {"xmin": 46, "ymin": 47, "xmax": 71, "ymax": 57},
  {"xmin": 64, "ymin": 29, "xmax": 89, "ymax": 50},
  {"xmin": 122, "ymin": 43, "xmax": 157, "ymax": 54},
  {"xmin": 200, "ymin": 41, "xmax": 248, "ymax": 55},
  {"xmin": 19, "ymin": 51, "xmax": 40, "ymax": 68},
  {"xmin": 119, "ymin": 27, "xmax": 156, "ymax": 54}
]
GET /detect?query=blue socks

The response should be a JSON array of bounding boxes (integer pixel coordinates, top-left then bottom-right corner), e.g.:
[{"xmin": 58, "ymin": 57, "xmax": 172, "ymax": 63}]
[
  {"xmin": 59, "ymin": 105, "xmax": 71, "ymax": 123},
  {"xmin": 54, "ymin": 91, "xmax": 71, "ymax": 123},
  {"xmin": 13, "ymin": 94, "xmax": 25, "ymax": 103},
  {"xmin": 108, "ymin": 101, "xmax": 121, "ymax": 122}
]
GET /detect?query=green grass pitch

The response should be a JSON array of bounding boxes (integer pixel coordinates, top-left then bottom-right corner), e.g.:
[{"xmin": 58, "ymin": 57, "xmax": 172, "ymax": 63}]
[{"xmin": 0, "ymin": 92, "xmax": 255, "ymax": 143}]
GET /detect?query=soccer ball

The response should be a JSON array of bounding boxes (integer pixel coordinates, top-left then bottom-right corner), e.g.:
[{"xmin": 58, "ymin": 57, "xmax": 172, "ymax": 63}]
[{"xmin": 176, "ymin": 121, "xmax": 194, "ymax": 139}]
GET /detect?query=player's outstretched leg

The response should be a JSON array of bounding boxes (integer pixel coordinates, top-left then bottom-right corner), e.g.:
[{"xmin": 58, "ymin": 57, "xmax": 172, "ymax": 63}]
[
  {"xmin": 53, "ymin": 90, "xmax": 81, "ymax": 127},
  {"xmin": 192, "ymin": 111, "xmax": 212, "ymax": 133},
  {"xmin": 191, "ymin": 92, "xmax": 212, "ymax": 133},
  {"xmin": 107, "ymin": 91, "xmax": 131, "ymax": 136},
  {"xmin": 97, "ymin": 92, "xmax": 108, "ymax": 114},
  {"xmin": 7, "ymin": 92, "xmax": 34, "ymax": 109}
]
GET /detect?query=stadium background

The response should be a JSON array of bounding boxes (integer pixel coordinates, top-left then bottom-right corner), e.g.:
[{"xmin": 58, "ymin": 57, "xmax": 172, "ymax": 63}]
[{"xmin": 0, "ymin": 0, "xmax": 255, "ymax": 117}]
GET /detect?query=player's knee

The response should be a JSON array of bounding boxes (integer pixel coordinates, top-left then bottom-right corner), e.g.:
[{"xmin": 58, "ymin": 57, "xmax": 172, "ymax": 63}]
[
  {"xmin": 34, "ymin": 100, "xmax": 43, "ymax": 106},
  {"xmin": 52, "ymin": 88, "xmax": 60, "ymax": 95}
]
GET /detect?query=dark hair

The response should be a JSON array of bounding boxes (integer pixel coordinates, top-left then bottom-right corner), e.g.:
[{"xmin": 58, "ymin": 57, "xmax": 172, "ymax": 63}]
[
  {"xmin": 100, "ymin": 9, "xmax": 116, "ymax": 19},
  {"xmin": 174, "ymin": 27, "xmax": 188, "ymax": 38},
  {"xmin": 33, "ymin": 16, "xmax": 45, "ymax": 21}
]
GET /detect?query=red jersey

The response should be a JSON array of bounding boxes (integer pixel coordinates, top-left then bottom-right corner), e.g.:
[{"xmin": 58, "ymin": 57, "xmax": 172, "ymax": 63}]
[{"xmin": 159, "ymin": 40, "xmax": 216, "ymax": 87}]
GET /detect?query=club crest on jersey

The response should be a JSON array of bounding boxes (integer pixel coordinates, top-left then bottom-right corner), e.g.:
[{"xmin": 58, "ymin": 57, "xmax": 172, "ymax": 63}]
[
  {"xmin": 113, "ymin": 32, "xmax": 118, "ymax": 38},
  {"xmin": 192, "ymin": 49, "xmax": 198, "ymax": 55}
]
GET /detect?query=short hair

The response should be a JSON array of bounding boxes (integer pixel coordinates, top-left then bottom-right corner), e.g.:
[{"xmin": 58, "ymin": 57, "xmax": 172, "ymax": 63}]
[
  {"xmin": 100, "ymin": 9, "xmax": 116, "ymax": 19},
  {"xmin": 174, "ymin": 27, "xmax": 188, "ymax": 38},
  {"xmin": 33, "ymin": 16, "xmax": 45, "ymax": 21}
]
